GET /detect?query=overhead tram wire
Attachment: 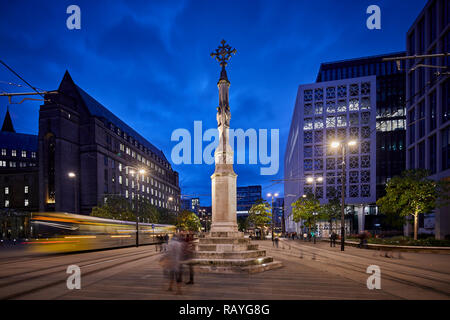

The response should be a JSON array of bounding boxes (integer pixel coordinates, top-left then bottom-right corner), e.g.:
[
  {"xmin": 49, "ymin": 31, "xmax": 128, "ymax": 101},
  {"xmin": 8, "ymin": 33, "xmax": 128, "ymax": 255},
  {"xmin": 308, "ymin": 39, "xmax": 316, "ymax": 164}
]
[{"xmin": 0, "ymin": 59, "xmax": 61, "ymax": 106}]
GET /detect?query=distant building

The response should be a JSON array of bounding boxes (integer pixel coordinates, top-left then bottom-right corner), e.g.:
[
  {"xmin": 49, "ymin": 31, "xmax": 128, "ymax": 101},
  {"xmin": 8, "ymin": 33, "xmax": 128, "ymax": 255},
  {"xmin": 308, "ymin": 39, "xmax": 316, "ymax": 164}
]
[
  {"xmin": 180, "ymin": 197, "xmax": 200, "ymax": 214},
  {"xmin": 273, "ymin": 197, "xmax": 284, "ymax": 228},
  {"xmin": 198, "ymin": 205, "xmax": 212, "ymax": 232},
  {"xmin": 406, "ymin": 0, "xmax": 449, "ymax": 239},
  {"xmin": 237, "ymin": 185, "xmax": 262, "ymax": 217},
  {"xmin": 0, "ymin": 108, "xmax": 38, "ymax": 239},
  {"xmin": 38, "ymin": 71, "xmax": 180, "ymax": 215}
]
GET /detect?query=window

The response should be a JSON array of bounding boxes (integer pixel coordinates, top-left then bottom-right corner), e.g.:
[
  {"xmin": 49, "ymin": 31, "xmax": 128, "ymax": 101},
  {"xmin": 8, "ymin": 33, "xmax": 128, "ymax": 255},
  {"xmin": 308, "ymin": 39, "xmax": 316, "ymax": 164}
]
[
  {"xmin": 418, "ymin": 142, "xmax": 425, "ymax": 169},
  {"xmin": 429, "ymin": 135, "xmax": 437, "ymax": 174},
  {"xmin": 0, "ymin": 161, "xmax": 5, "ymax": 167},
  {"xmin": 31, "ymin": 152, "xmax": 36, "ymax": 158},
  {"xmin": 430, "ymin": 91, "xmax": 437, "ymax": 131},
  {"xmin": 24, "ymin": 199, "xmax": 29, "ymax": 207},
  {"xmin": 409, "ymin": 147, "xmax": 415, "ymax": 169},
  {"xmin": 24, "ymin": 186, "xmax": 29, "ymax": 194},
  {"xmin": 1, "ymin": 149, "xmax": 5, "ymax": 156},
  {"xmin": 442, "ymin": 127, "xmax": 450, "ymax": 171},
  {"xmin": 418, "ymin": 101, "xmax": 425, "ymax": 138},
  {"xmin": 9, "ymin": 161, "xmax": 16, "ymax": 168},
  {"xmin": 119, "ymin": 175, "xmax": 122, "ymax": 184},
  {"xmin": 5, "ymin": 200, "xmax": 9, "ymax": 207},
  {"xmin": 442, "ymin": 80, "xmax": 449, "ymax": 124},
  {"xmin": 11, "ymin": 150, "xmax": 16, "ymax": 157},
  {"xmin": 5, "ymin": 187, "xmax": 9, "ymax": 195}
]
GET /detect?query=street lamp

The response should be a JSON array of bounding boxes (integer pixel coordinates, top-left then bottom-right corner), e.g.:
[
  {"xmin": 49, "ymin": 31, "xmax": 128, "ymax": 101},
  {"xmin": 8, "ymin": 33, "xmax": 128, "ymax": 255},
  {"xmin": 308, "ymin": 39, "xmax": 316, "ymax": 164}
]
[
  {"xmin": 68, "ymin": 172, "xmax": 77, "ymax": 214},
  {"xmin": 305, "ymin": 176, "xmax": 323, "ymax": 243},
  {"xmin": 267, "ymin": 192, "xmax": 279, "ymax": 241},
  {"xmin": 125, "ymin": 165, "xmax": 147, "ymax": 247},
  {"xmin": 330, "ymin": 139, "xmax": 357, "ymax": 251}
]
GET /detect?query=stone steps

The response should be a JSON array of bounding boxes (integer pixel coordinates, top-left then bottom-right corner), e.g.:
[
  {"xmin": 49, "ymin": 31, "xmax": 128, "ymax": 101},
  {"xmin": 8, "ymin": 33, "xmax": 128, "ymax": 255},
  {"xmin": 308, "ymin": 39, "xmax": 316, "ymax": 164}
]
[
  {"xmin": 198, "ymin": 238, "xmax": 250, "ymax": 245},
  {"xmin": 197, "ymin": 243, "xmax": 258, "ymax": 252},
  {"xmin": 192, "ymin": 256, "xmax": 274, "ymax": 267},
  {"xmin": 196, "ymin": 261, "xmax": 283, "ymax": 274},
  {"xmin": 195, "ymin": 250, "xmax": 266, "ymax": 259}
]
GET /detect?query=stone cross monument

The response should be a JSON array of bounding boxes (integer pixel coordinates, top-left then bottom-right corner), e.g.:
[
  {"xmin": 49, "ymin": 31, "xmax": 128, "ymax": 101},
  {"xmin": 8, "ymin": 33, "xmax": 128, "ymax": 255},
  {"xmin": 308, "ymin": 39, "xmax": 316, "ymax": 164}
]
[
  {"xmin": 191, "ymin": 41, "xmax": 282, "ymax": 273},
  {"xmin": 210, "ymin": 40, "xmax": 238, "ymax": 234}
]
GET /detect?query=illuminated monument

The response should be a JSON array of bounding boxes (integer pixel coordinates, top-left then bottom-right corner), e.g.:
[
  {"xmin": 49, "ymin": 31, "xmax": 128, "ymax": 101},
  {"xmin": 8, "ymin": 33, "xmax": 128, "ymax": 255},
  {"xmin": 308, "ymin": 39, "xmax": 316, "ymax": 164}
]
[{"xmin": 193, "ymin": 40, "xmax": 282, "ymax": 273}]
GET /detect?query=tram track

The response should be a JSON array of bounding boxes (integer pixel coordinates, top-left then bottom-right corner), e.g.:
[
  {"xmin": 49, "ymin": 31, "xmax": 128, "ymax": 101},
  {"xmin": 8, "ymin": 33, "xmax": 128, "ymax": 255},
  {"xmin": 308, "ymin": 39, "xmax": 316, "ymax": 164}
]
[
  {"xmin": 259, "ymin": 241, "xmax": 450, "ymax": 298},
  {"xmin": 0, "ymin": 249, "xmax": 161, "ymax": 300}
]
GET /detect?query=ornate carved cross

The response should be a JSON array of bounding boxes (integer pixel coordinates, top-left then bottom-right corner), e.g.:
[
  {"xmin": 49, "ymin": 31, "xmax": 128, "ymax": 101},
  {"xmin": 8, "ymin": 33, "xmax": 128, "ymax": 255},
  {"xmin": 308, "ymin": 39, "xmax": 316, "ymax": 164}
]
[{"xmin": 210, "ymin": 40, "xmax": 237, "ymax": 68}]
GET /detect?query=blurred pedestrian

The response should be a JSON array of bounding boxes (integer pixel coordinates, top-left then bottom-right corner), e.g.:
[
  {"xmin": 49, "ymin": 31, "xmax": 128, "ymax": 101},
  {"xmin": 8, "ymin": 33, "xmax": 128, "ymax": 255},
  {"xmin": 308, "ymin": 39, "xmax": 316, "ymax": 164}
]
[
  {"xmin": 330, "ymin": 231, "xmax": 337, "ymax": 247},
  {"xmin": 163, "ymin": 234, "xmax": 183, "ymax": 294},
  {"xmin": 274, "ymin": 236, "xmax": 279, "ymax": 248},
  {"xmin": 182, "ymin": 233, "xmax": 195, "ymax": 285}
]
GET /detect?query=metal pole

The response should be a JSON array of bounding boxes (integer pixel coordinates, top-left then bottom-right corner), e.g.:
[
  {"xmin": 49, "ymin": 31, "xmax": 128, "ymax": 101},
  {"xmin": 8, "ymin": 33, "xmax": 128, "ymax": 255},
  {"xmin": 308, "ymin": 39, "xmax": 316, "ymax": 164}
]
[
  {"xmin": 74, "ymin": 177, "xmax": 78, "ymax": 214},
  {"xmin": 271, "ymin": 195, "xmax": 274, "ymax": 241},
  {"xmin": 340, "ymin": 145, "xmax": 346, "ymax": 251},
  {"xmin": 135, "ymin": 174, "xmax": 139, "ymax": 247}
]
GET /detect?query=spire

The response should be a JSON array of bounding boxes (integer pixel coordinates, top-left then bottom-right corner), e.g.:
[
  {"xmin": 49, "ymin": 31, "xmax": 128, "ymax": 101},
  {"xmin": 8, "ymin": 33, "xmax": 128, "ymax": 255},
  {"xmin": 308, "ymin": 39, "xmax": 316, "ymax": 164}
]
[
  {"xmin": 1, "ymin": 107, "xmax": 15, "ymax": 133},
  {"xmin": 219, "ymin": 65, "xmax": 229, "ymax": 82}
]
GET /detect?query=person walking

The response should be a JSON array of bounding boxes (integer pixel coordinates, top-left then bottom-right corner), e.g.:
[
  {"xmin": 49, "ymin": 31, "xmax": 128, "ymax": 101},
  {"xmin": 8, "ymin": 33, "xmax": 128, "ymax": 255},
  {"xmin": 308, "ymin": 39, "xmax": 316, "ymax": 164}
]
[
  {"xmin": 330, "ymin": 231, "xmax": 337, "ymax": 247},
  {"xmin": 274, "ymin": 236, "xmax": 279, "ymax": 248},
  {"xmin": 182, "ymin": 233, "xmax": 195, "ymax": 285},
  {"xmin": 164, "ymin": 234, "xmax": 183, "ymax": 294}
]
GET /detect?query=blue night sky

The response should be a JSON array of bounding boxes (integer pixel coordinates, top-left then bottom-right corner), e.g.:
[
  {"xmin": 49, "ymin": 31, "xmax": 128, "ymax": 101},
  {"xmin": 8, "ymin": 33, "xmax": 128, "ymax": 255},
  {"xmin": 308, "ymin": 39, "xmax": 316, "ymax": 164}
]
[{"xmin": 0, "ymin": 0, "xmax": 426, "ymax": 206}]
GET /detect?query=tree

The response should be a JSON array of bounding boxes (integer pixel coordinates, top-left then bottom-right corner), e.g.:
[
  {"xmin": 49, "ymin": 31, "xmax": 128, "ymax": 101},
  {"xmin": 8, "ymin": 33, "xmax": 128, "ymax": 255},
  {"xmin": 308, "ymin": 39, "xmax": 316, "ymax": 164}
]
[
  {"xmin": 91, "ymin": 195, "xmax": 134, "ymax": 221},
  {"xmin": 248, "ymin": 200, "xmax": 272, "ymax": 239},
  {"xmin": 291, "ymin": 194, "xmax": 322, "ymax": 233},
  {"xmin": 91, "ymin": 195, "xmax": 161, "ymax": 223},
  {"xmin": 157, "ymin": 208, "xmax": 177, "ymax": 225},
  {"xmin": 176, "ymin": 210, "xmax": 201, "ymax": 232},
  {"xmin": 376, "ymin": 169, "xmax": 450, "ymax": 240},
  {"xmin": 237, "ymin": 215, "xmax": 249, "ymax": 232},
  {"xmin": 319, "ymin": 193, "xmax": 341, "ymax": 234}
]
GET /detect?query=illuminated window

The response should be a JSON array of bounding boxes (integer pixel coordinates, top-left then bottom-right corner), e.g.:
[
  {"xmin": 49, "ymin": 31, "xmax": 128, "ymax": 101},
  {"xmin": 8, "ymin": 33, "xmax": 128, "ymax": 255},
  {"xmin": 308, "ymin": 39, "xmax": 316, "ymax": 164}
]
[
  {"xmin": 11, "ymin": 150, "xmax": 16, "ymax": 157},
  {"xmin": 5, "ymin": 187, "xmax": 9, "ymax": 195},
  {"xmin": 5, "ymin": 200, "xmax": 9, "ymax": 207},
  {"xmin": 24, "ymin": 199, "xmax": 29, "ymax": 207},
  {"xmin": 22, "ymin": 150, "xmax": 27, "ymax": 157},
  {"xmin": 1, "ymin": 149, "xmax": 5, "ymax": 155},
  {"xmin": 31, "ymin": 152, "xmax": 36, "ymax": 158},
  {"xmin": 24, "ymin": 186, "xmax": 29, "ymax": 194}
]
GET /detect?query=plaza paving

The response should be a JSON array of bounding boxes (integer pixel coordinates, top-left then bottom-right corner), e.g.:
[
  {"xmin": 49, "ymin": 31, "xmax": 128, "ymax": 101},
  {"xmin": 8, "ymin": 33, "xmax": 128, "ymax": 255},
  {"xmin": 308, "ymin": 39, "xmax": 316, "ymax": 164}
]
[{"xmin": 0, "ymin": 239, "xmax": 449, "ymax": 300}]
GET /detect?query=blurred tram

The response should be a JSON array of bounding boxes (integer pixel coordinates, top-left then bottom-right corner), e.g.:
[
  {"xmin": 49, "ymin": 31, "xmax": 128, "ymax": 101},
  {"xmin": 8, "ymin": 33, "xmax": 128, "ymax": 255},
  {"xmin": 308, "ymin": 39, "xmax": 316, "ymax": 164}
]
[{"xmin": 26, "ymin": 212, "xmax": 176, "ymax": 253}]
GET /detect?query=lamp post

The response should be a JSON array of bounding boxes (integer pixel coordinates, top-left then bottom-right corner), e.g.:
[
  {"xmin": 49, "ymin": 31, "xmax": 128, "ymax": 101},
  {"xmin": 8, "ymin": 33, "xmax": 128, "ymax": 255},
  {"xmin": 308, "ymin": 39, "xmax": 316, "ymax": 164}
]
[
  {"xmin": 126, "ymin": 166, "xmax": 146, "ymax": 247},
  {"xmin": 305, "ymin": 176, "xmax": 323, "ymax": 243},
  {"xmin": 331, "ymin": 139, "xmax": 357, "ymax": 251},
  {"xmin": 68, "ymin": 172, "xmax": 77, "ymax": 214},
  {"xmin": 267, "ymin": 192, "xmax": 279, "ymax": 241}
]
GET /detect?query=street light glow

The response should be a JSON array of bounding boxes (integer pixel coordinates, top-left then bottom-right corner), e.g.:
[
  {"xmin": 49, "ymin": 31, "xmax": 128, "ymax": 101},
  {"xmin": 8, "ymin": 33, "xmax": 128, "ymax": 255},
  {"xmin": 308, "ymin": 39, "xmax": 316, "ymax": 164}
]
[
  {"xmin": 306, "ymin": 177, "xmax": 314, "ymax": 183},
  {"xmin": 274, "ymin": 193, "xmax": 279, "ymax": 197},
  {"xmin": 331, "ymin": 141, "xmax": 340, "ymax": 148},
  {"xmin": 267, "ymin": 193, "xmax": 272, "ymax": 197},
  {"xmin": 317, "ymin": 177, "xmax": 323, "ymax": 182},
  {"xmin": 348, "ymin": 140, "xmax": 357, "ymax": 146},
  {"xmin": 68, "ymin": 172, "xmax": 76, "ymax": 178},
  {"xmin": 139, "ymin": 169, "xmax": 146, "ymax": 175}
]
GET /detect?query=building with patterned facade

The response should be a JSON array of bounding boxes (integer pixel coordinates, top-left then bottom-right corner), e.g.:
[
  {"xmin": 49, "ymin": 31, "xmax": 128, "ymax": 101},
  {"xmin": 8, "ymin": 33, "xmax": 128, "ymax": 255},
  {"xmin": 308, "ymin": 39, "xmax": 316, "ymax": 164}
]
[
  {"xmin": 285, "ymin": 76, "xmax": 377, "ymax": 235},
  {"xmin": 38, "ymin": 71, "xmax": 180, "ymax": 215},
  {"xmin": 406, "ymin": 0, "xmax": 449, "ymax": 239}
]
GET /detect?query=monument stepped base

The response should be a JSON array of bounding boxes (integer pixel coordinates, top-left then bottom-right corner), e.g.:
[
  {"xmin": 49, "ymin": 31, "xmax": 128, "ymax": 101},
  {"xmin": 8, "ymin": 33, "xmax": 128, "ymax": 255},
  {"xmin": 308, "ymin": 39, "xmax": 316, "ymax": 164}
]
[{"xmin": 192, "ymin": 231, "xmax": 282, "ymax": 274}]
